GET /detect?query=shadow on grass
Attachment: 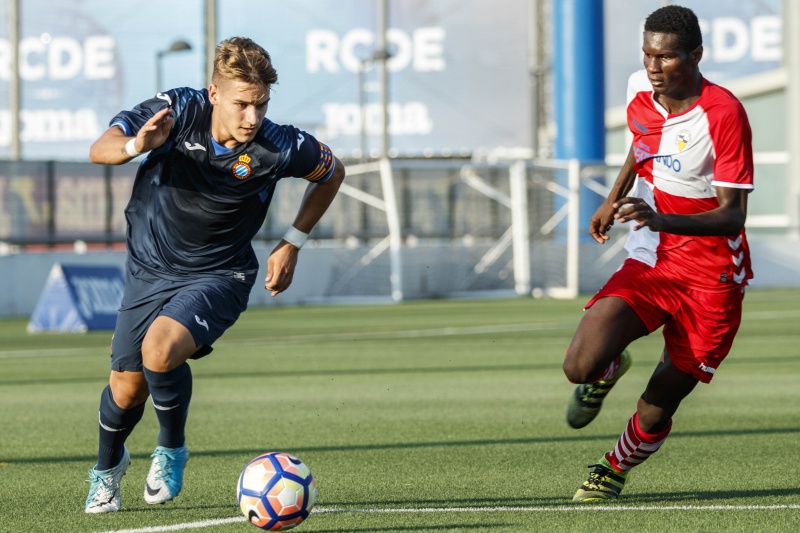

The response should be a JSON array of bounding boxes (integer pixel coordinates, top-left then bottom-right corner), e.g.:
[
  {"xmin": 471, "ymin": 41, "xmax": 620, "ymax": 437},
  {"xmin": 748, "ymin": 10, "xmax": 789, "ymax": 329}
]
[
  {"xmin": 6, "ymin": 427, "xmax": 799, "ymax": 465},
  {"xmin": 623, "ymin": 486, "xmax": 800, "ymax": 503},
  {"xmin": 5, "ymin": 352, "xmax": 798, "ymax": 387},
  {"xmin": 1, "ymin": 363, "xmax": 558, "ymax": 387},
  {"xmin": 320, "ymin": 486, "xmax": 800, "ymax": 508},
  {"xmin": 311, "ymin": 526, "xmax": 510, "ymax": 532},
  {"xmin": 318, "ymin": 496, "xmax": 567, "ymax": 507}
]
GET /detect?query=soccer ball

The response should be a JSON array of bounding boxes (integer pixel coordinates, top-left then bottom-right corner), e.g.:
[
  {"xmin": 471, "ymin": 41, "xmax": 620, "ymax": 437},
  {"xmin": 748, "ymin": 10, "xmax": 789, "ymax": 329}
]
[{"xmin": 237, "ymin": 452, "xmax": 317, "ymax": 531}]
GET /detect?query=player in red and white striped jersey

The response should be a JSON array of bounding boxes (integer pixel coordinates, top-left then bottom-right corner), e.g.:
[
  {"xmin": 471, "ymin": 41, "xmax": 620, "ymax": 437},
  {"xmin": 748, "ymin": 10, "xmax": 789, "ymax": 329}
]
[{"xmin": 561, "ymin": 5, "xmax": 754, "ymax": 502}]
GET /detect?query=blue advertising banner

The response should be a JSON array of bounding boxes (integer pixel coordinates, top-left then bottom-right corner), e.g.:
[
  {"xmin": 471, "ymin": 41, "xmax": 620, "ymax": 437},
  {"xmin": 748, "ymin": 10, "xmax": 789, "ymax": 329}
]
[
  {"xmin": 28, "ymin": 262, "xmax": 124, "ymax": 332},
  {"xmin": 0, "ymin": 0, "xmax": 784, "ymax": 160}
]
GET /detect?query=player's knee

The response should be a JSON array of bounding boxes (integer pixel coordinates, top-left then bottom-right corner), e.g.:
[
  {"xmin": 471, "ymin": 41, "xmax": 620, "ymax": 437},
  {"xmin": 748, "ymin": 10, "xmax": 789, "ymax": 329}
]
[
  {"xmin": 636, "ymin": 399, "xmax": 673, "ymax": 433},
  {"xmin": 110, "ymin": 374, "xmax": 149, "ymax": 409},
  {"xmin": 562, "ymin": 350, "xmax": 593, "ymax": 384},
  {"xmin": 142, "ymin": 344, "xmax": 180, "ymax": 372}
]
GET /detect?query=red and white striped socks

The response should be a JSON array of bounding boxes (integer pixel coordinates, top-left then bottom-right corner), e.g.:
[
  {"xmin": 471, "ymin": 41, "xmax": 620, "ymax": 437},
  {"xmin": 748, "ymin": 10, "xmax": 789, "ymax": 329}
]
[{"xmin": 606, "ymin": 412, "xmax": 672, "ymax": 472}]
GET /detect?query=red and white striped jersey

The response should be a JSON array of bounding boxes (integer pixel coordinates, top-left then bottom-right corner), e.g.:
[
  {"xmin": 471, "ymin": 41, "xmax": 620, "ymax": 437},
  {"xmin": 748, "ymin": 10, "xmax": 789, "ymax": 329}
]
[{"xmin": 622, "ymin": 70, "xmax": 754, "ymax": 292}]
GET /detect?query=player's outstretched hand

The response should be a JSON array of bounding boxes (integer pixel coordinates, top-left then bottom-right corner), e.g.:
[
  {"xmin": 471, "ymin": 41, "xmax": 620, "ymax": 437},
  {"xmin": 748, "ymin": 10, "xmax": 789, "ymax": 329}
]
[
  {"xmin": 265, "ymin": 242, "xmax": 299, "ymax": 297},
  {"xmin": 589, "ymin": 201, "xmax": 619, "ymax": 244},
  {"xmin": 613, "ymin": 197, "xmax": 663, "ymax": 232},
  {"xmin": 136, "ymin": 108, "xmax": 175, "ymax": 153}
]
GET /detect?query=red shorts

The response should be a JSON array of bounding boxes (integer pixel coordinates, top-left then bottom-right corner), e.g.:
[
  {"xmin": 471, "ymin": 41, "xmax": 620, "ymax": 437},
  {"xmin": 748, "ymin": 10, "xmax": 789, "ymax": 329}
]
[{"xmin": 585, "ymin": 259, "xmax": 744, "ymax": 383}]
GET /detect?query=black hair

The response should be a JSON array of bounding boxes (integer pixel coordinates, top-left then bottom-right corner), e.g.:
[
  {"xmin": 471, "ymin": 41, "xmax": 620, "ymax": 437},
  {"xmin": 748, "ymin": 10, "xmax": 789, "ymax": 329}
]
[{"xmin": 644, "ymin": 5, "xmax": 702, "ymax": 52}]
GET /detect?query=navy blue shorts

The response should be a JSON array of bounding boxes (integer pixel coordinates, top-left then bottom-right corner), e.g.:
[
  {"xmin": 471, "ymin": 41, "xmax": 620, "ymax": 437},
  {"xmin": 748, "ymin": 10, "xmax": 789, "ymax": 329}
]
[{"xmin": 110, "ymin": 263, "xmax": 256, "ymax": 372}]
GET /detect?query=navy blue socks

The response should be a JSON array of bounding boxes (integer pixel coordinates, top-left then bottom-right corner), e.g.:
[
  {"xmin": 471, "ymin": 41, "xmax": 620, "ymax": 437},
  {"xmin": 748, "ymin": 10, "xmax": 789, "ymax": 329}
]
[
  {"xmin": 143, "ymin": 363, "xmax": 193, "ymax": 448},
  {"xmin": 96, "ymin": 385, "xmax": 145, "ymax": 470}
]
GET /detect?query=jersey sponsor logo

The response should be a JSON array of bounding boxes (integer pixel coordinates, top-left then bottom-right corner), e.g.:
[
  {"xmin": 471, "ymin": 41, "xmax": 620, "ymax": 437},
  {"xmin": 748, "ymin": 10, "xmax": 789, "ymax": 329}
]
[
  {"xmin": 184, "ymin": 142, "xmax": 206, "ymax": 151},
  {"xmin": 655, "ymin": 154, "xmax": 682, "ymax": 172},
  {"xmin": 632, "ymin": 118, "xmax": 648, "ymax": 133},
  {"xmin": 698, "ymin": 362, "xmax": 716, "ymax": 375},
  {"xmin": 231, "ymin": 154, "xmax": 252, "ymax": 180},
  {"xmin": 633, "ymin": 140, "xmax": 652, "ymax": 163},
  {"xmin": 297, "ymin": 133, "xmax": 305, "ymax": 150},
  {"xmin": 156, "ymin": 92, "xmax": 173, "ymax": 106},
  {"xmin": 195, "ymin": 314, "xmax": 210, "ymax": 331},
  {"xmin": 676, "ymin": 130, "xmax": 691, "ymax": 152}
]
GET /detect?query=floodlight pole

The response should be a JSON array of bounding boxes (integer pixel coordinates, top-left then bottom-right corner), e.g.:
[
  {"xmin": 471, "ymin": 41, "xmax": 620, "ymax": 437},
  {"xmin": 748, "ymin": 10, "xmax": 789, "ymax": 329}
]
[
  {"xmin": 205, "ymin": 0, "xmax": 217, "ymax": 86},
  {"xmin": 376, "ymin": 0, "xmax": 390, "ymax": 159},
  {"xmin": 528, "ymin": 0, "xmax": 546, "ymax": 158},
  {"xmin": 786, "ymin": 0, "xmax": 800, "ymax": 238},
  {"xmin": 8, "ymin": 0, "xmax": 21, "ymax": 160},
  {"xmin": 374, "ymin": 0, "xmax": 403, "ymax": 301}
]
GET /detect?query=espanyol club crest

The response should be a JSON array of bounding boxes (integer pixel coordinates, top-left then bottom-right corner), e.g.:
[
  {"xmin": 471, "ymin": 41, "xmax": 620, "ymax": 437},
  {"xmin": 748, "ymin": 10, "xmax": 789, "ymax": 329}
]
[{"xmin": 232, "ymin": 154, "xmax": 252, "ymax": 179}]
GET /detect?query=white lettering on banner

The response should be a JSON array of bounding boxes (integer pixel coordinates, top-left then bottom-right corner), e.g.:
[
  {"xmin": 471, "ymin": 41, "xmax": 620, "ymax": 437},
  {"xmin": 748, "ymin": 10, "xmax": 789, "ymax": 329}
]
[
  {"xmin": 322, "ymin": 102, "xmax": 434, "ymax": 138},
  {"xmin": 412, "ymin": 27, "xmax": 446, "ymax": 71},
  {"xmin": 84, "ymin": 36, "xmax": 116, "ymax": 79},
  {"xmin": 72, "ymin": 277, "xmax": 125, "ymax": 319},
  {"xmin": 709, "ymin": 18, "xmax": 750, "ymax": 63},
  {"xmin": 750, "ymin": 16, "xmax": 782, "ymax": 62},
  {"xmin": 306, "ymin": 27, "xmax": 446, "ymax": 73},
  {"xmin": 0, "ymin": 109, "xmax": 102, "ymax": 145},
  {"xmin": 698, "ymin": 16, "xmax": 782, "ymax": 63},
  {"xmin": 0, "ymin": 35, "xmax": 116, "ymax": 81}
]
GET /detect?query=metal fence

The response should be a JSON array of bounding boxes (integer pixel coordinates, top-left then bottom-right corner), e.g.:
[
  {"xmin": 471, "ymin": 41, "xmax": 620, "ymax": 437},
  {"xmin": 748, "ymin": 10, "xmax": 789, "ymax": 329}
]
[{"xmin": 0, "ymin": 157, "xmax": 525, "ymax": 249}]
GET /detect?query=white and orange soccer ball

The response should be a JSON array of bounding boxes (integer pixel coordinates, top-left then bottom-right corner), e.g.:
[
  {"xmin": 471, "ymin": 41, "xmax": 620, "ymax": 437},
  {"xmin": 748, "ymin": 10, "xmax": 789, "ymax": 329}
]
[{"xmin": 237, "ymin": 452, "xmax": 317, "ymax": 531}]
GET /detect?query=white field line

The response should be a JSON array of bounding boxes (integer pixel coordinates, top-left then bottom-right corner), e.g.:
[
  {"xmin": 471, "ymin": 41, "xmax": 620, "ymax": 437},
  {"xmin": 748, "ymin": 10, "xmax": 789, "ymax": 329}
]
[
  {"xmin": 4, "ymin": 308, "xmax": 800, "ymax": 359},
  {"xmin": 94, "ymin": 504, "xmax": 800, "ymax": 533}
]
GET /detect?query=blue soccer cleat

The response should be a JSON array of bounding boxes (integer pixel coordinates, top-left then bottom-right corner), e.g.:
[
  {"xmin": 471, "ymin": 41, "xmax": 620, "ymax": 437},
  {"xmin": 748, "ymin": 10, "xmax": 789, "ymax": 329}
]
[
  {"xmin": 85, "ymin": 446, "xmax": 131, "ymax": 513},
  {"xmin": 144, "ymin": 445, "xmax": 189, "ymax": 504}
]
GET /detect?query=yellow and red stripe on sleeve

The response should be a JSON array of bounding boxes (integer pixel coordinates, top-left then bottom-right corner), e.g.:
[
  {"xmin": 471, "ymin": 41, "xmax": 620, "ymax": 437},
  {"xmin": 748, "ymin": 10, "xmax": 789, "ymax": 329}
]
[{"xmin": 302, "ymin": 142, "xmax": 334, "ymax": 182}]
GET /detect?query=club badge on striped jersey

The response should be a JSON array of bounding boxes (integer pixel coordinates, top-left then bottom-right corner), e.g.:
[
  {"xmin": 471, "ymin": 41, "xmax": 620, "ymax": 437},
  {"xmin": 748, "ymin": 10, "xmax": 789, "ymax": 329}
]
[
  {"xmin": 232, "ymin": 154, "xmax": 252, "ymax": 180},
  {"xmin": 676, "ymin": 130, "xmax": 691, "ymax": 152}
]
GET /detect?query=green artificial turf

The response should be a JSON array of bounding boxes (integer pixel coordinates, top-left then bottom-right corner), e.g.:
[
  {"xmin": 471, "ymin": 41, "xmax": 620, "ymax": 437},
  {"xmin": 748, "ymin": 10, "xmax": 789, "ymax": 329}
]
[{"xmin": 1, "ymin": 289, "xmax": 798, "ymax": 532}]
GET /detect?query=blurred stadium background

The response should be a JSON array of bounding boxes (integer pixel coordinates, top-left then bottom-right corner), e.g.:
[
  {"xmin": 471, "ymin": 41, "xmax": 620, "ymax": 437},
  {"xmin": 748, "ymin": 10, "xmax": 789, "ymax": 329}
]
[{"xmin": 1, "ymin": 0, "xmax": 798, "ymax": 319}]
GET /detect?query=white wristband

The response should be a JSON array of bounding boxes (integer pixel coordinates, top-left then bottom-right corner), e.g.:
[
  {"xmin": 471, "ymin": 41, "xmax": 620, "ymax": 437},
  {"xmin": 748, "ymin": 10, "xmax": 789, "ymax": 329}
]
[
  {"xmin": 125, "ymin": 138, "xmax": 141, "ymax": 158},
  {"xmin": 283, "ymin": 226, "xmax": 308, "ymax": 249}
]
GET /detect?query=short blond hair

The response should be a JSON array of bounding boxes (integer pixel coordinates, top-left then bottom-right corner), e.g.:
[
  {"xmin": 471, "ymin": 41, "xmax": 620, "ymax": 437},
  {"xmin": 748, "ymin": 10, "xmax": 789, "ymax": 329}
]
[{"xmin": 212, "ymin": 37, "xmax": 278, "ymax": 92}]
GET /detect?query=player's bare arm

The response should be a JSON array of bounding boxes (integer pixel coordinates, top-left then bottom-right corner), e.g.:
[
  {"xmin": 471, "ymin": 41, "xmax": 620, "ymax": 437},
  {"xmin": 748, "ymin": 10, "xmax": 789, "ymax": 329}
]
[
  {"xmin": 590, "ymin": 146, "xmax": 638, "ymax": 244},
  {"xmin": 614, "ymin": 185, "xmax": 747, "ymax": 236},
  {"xmin": 89, "ymin": 108, "xmax": 175, "ymax": 165},
  {"xmin": 265, "ymin": 157, "xmax": 346, "ymax": 296}
]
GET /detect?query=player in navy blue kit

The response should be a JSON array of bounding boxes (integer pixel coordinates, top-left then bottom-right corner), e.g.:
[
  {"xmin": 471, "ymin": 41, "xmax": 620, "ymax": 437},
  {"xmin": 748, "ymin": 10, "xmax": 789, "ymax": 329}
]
[{"xmin": 84, "ymin": 37, "xmax": 345, "ymax": 513}]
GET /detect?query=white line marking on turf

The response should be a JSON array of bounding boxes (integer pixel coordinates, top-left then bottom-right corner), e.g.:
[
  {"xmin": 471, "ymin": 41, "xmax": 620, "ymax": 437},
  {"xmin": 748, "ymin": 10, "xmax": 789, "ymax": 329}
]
[
  {"xmin": 94, "ymin": 517, "xmax": 245, "ymax": 533},
  {"xmin": 94, "ymin": 504, "xmax": 800, "ymax": 533}
]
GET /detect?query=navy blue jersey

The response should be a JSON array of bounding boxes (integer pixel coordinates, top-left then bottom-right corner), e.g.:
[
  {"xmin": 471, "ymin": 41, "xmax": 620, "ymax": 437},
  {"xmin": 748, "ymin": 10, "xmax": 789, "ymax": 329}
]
[{"xmin": 110, "ymin": 87, "xmax": 335, "ymax": 278}]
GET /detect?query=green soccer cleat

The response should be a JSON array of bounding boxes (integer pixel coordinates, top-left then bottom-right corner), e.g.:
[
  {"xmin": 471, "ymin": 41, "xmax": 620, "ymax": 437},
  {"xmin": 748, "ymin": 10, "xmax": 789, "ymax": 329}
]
[
  {"xmin": 566, "ymin": 350, "xmax": 632, "ymax": 429},
  {"xmin": 85, "ymin": 446, "xmax": 130, "ymax": 513},
  {"xmin": 573, "ymin": 457, "xmax": 629, "ymax": 502}
]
